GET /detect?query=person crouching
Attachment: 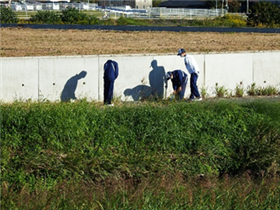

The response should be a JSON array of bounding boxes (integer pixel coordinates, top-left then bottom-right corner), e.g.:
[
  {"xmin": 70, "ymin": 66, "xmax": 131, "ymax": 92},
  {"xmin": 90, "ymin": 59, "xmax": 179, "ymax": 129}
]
[{"xmin": 166, "ymin": 70, "xmax": 188, "ymax": 100}]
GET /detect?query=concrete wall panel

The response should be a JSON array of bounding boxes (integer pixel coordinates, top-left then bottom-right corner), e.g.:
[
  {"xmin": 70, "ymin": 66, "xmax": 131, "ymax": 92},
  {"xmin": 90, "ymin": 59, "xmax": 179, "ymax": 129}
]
[
  {"xmin": 253, "ymin": 52, "xmax": 280, "ymax": 87},
  {"xmin": 205, "ymin": 53, "xmax": 253, "ymax": 96},
  {"xmin": 39, "ymin": 56, "xmax": 99, "ymax": 102},
  {"xmin": 1, "ymin": 58, "xmax": 39, "ymax": 102}
]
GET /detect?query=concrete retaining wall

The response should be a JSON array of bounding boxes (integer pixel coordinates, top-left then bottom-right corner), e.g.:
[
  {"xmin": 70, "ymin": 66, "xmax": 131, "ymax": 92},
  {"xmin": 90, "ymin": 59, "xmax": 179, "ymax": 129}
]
[{"xmin": 1, "ymin": 51, "xmax": 279, "ymax": 103}]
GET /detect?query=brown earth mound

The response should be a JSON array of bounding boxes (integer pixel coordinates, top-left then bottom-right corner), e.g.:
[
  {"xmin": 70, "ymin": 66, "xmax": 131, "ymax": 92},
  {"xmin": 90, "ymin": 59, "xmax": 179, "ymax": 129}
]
[{"xmin": 1, "ymin": 27, "xmax": 280, "ymax": 57}]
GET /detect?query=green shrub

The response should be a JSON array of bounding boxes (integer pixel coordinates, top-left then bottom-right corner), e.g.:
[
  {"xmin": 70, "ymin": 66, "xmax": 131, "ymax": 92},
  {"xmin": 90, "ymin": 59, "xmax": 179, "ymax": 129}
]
[
  {"xmin": 60, "ymin": 7, "xmax": 97, "ymax": 24},
  {"xmin": 213, "ymin": 14, "xmax": 247, "ymax": 27},
  {"xmin": 30, "ymin": 10, "xmax": 61, "ymax": 24},
  {"xmin": 0, "ymin": 6, "xmax": 18, "ymax": 23},
  {"xmin": 116, "ymin": 17, "xmax": 149, "ymax": 26},
  {"xmin": 247, "ymin": 2, "xmax": 280, "ymax": 27}
]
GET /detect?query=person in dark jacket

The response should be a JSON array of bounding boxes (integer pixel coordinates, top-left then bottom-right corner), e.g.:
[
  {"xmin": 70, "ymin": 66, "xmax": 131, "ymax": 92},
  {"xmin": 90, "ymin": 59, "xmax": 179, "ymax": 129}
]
[
  {"xmin": 166, "ymin": 70, "xmax": 188, "ymax": 100},
  {"xmin": 104, "ymin": 60, "xmax": 119, "ymax": 106}
]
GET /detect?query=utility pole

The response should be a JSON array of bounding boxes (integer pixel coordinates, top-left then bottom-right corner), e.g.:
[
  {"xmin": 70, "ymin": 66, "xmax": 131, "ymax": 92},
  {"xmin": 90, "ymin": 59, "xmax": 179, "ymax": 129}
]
[
  {"xmin": 222, "ymin": 0, "xmax": 224, "ymax": 16},
  {"xmin": 247, "ymin": 0, "xmax": 249, "ymax": 14}
]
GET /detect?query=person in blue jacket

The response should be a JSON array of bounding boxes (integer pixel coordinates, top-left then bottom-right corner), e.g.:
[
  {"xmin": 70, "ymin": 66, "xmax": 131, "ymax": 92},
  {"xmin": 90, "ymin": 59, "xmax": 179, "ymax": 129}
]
[
  {"xmin": 104, "ymin": 60, "xmax": 119, "ymax": 106},
  {"xmin": 166, "ymin": 70, "xmax": 188, "ymax": 100}
]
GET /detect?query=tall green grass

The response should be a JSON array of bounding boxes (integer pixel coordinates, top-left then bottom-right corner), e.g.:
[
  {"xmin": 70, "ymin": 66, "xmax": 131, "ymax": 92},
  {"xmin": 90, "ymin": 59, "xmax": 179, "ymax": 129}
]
[{"xmin": 1, "ymin": 98, "xmax": 280, "ymax": 208}]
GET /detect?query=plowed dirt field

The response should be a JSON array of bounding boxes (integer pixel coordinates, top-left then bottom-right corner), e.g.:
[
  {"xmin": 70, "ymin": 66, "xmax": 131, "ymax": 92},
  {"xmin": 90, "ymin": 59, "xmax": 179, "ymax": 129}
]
[{"xmin": 1, "ymin": 27, "xmax": 280, "ymax": 57}]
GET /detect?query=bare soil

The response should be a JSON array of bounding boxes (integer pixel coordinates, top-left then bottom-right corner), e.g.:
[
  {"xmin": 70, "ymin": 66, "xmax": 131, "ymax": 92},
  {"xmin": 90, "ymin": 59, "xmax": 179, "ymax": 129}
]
[{"xmin": 1, "ymin": 27, "xmax": 280, "ymax": 57}]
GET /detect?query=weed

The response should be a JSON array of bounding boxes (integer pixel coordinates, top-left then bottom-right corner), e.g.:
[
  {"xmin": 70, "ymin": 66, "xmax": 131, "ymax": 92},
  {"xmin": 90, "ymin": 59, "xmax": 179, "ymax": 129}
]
[
  {"xmin": 215, "ymin": 84, "xmax": 228, "ymax": 97},
  {"xmin": 1, "ymin": 99, "xmax": 280, "ymax": 208},
  {"xmin": 235, "ymin": 83, "xmax": 245, "ymax": 97},
  {"xmin": 247, "ymin": 83, "xmax": 257, "ymax": 96},
  {"xmin": 247, "ymin": 83, "xmax": 279, "ymax": 96},
  {"xmin": 200, "ymin": 85, "xmax": 208, "ymax": 99}
]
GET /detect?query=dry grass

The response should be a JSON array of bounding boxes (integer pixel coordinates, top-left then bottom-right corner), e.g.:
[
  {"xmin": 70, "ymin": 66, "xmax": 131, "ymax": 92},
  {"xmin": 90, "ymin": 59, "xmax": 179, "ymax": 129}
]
[{"xmin": 1, "ymin": 27, "xmax": 280, "ymax": 57}]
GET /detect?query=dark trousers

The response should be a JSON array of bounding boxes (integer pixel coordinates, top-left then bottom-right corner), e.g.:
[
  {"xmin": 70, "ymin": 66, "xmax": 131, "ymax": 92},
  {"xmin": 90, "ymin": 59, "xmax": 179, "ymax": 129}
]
[
  {"xmin": 190, "ymin": 73, "xmax": 200, "ymax": 99},
  {"xmin": 179, "ymin": 78, "xmax": 188, "ymax": 100},
  {"xmin": 104, "ymin": 80, "xmax": 114, "ymax": 104}
]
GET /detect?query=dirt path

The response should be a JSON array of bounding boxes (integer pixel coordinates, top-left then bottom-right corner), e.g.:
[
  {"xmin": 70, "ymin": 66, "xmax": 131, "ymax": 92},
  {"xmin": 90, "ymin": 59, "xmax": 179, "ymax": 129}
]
[{"xmin": 1, "ymin": 27, "xmax": 280, "ymax": 57}]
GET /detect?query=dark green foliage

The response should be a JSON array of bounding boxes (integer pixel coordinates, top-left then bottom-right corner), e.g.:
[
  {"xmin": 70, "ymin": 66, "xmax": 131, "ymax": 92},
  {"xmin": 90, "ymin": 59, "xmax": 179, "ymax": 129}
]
[
  {"xmin": 60, "ymin": 7, "xmax": 97, "ymax": 24},
  {"xmin": 30, "ymin": 10, "xmax": 61, "ymax": 24},
  {"xmin": 116, "ymin": 16, "xmax": 149, "ymax": 26},
  {"xmin": 0, "ymin": 6, "xmax": 18, "ymax": 23},
  {"xmin": 29, "ymin": 8, "xmax": 99, "ymax": 24},
  {"xmin": 114, "ymin": 15, "xmax": 246, "ymax": 27},
  {"xmin": 247, "ymin": 2, "xmax": 280, "ymax": 27}
]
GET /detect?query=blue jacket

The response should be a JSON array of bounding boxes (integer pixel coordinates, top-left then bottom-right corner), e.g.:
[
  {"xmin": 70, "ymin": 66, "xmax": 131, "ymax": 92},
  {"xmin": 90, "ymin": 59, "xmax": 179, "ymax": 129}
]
[
  {"xmin": 171, "ymin": 70, "xmax": 187, "ymax": 91},
  {"xmin": 104, "ymin": 60, "xmax": 119, "ymax": 82}
]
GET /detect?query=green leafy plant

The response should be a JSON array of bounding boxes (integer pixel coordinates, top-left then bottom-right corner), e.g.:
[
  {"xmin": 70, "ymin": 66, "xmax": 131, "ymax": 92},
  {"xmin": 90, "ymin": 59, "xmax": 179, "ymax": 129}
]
[
  {"xmin": 30, "ymin": 10, "xmax": 61, "ymax": 24},
  {"xmin": 235, "ymin": 83, "xmax": 245, "ymax": 97},
  {"xmin": 0, "ymin": 6, "xmax": 18, "ymax": 23},
  {"xmin": 247, "ymin": 83, "xmax": 257, "ymax": 96},
  {"xmin": 60, "ymin": 7, "xmax": 86, "ymax": 24},
  {"xmin": 262, "ymin": 86, "xmax": 278, "ymax": 96},
  {"xmin": 247, "ymin": 83, "xmax": 279, "ymax": 96},
  {"xmin": 215, "ymin": 84, "xmax": 228, "ymax": 97},
  {"xmin": 200, "ymin": 85, "xmax": 208, "ymax": 99}
]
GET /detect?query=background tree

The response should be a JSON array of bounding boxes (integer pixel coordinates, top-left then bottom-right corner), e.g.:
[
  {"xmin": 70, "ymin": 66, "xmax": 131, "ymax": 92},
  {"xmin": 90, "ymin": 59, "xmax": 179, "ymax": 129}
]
[
  {"xmin": 0, "ymin": 6, "xmax": 18, "ymax": 23},
  {"xmin": 152, "ymin": 0, "xmax": 163, "ymax": 7},
  {"xmin": 247, "ymin": 2, "xmax": 280, "ymax": 27},
  {"xmin": 228, "ymin": 0, "xmax": 240, "ymax": 13},
  {"xmin": 203, "ymin": 0, "xmax": 222, "ymax": 9}
]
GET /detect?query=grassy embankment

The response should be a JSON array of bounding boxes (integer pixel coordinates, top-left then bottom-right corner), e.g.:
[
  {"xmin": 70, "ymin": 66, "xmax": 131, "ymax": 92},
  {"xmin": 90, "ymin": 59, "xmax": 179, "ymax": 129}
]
[{"xmin": 1, "ymin": 98, "xmax": 280, "ymax": 209}]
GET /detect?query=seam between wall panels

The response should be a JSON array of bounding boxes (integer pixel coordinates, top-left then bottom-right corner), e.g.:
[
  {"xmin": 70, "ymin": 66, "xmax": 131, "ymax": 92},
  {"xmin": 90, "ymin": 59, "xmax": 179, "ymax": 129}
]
[
  {"xmin": 204, "ymin": 54, "xmax": 206, "ymax": 88},
  {"xmin": 252, "ymin": 54, "xmax": 254, "ymax": 84},
  {"xmin": 98, "ymin": 56, "xmax": 101, "ymax": 101}
]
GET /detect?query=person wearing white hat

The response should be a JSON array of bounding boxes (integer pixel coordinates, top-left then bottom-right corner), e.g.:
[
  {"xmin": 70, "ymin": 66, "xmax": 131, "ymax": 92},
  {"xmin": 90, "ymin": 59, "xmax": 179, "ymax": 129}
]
[{"xmin": 177, "ymin": 48, "xmax": 202, "ymax": 101}]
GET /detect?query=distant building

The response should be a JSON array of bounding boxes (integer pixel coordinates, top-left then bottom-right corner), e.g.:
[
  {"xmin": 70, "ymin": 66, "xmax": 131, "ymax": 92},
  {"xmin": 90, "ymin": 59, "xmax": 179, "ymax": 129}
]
[
  {"xmin": 99, "ymin": 0, "xmax": 152, "ymax": 9},
  {"xmin": 158, "ymin": 0, "xmax": 209, "ymax": 9}
]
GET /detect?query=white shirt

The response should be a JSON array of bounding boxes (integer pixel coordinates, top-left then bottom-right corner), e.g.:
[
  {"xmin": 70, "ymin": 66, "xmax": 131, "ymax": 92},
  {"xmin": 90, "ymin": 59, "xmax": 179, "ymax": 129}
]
[{"xmin": 184, "ymin": 54, "xmax": 200, "ymax": 75}]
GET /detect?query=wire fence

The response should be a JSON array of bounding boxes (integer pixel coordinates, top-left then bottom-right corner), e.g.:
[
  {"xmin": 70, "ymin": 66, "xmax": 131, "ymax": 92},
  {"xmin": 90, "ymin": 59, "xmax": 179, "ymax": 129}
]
[
  {"xmin": 3, "ymin": 2, "xmax": 228, "ymax": 19},
  {"xmin": 96, "ymin": 7, "xmax": 224, "ymax": 19}
]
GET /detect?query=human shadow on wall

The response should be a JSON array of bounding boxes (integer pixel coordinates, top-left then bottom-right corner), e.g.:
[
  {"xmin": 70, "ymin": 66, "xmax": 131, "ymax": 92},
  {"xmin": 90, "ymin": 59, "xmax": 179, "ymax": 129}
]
[
  {"xmin": 124, "ymin": 60, "xmax": 166, "ymax": 101},
  {"xmin": 124, "ymin": 85, "xmax": 153, "ymax": 101},
  {"xmin": 61, "ymin": 71, "xmax": 87, "ymax": 102},
  {"xmin": 149, "ymin": 60, "xmax": 166, "ymax": 99}
]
